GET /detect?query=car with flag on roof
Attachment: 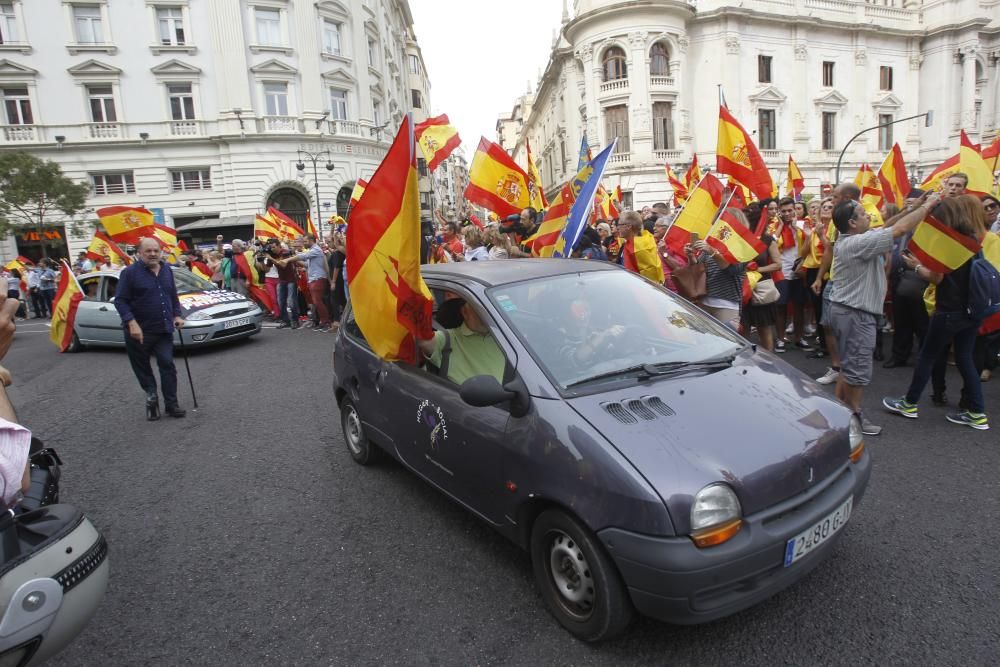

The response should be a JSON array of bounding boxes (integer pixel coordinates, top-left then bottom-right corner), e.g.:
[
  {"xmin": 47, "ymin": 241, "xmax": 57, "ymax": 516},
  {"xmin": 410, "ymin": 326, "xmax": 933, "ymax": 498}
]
[{"xmin": 65, "ymin": 267, "xmax": 263, "ymax": 352}]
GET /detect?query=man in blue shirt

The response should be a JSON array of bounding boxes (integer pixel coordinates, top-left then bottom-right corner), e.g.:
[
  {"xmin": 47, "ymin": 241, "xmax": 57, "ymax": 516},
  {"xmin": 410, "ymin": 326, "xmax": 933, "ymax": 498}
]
[{"xmin": 114, "ymin": 237, "xmax": 186, "ymax": 420}]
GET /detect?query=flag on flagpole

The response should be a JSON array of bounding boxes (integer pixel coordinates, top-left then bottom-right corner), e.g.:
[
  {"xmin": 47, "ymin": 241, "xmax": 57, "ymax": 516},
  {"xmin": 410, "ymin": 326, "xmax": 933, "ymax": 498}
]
[
  {"xmin": 666, "ymin": 165, "xmax": 688, "ymax": 206},
  {"xmin": 49, "ymin": 261, "xmax": 84, "ymax": 352},
  {"xmin": 346, "ymin": 114, "xmax": 434, "ymax": 364},
  {"xmin": 716, "ymin": 105, "xmax": 774, "ymax": 201},
  {"xmin": 665, "ymin": 173, "xmax": 727, "ymax": 253},
  {"xmin": 254, "ymin": 213, "xmax": 283, "ymax": 239},
  {"xmin": 190, "ymin": 260, "xmax": 212, "ymax": 281},
  {"xmin": 524, "ymin": 138, "xmax": 549, "ymax": 209},
  {"xmin": 684, "ymin": 155, "xmax": 702, "ymax": 193},
  {"xmin": 415, "ymin": 114, "xmax": 461, "ymax": 171},
  {"xmin": 553, "ymin": 141, "xmax": 618, "ymax": 257},
  {"xmin": 707, "ymin": 208, "xmax": 768, "ymax": 263},
  {"xmin": 267, "ymin": 207, "xmax": 305, "ymax": 239},
  {"xmin": 907, "ymin": 215, "xmax": 982, "ymax": 274},
  {"xmin": 877, "ymin": 143, "xmax": 911, "ymax": 206},
  {"xmin": 98, "ymin": 206, "xmax": 155, "ymax": 245},
  {"xmin": 576, "ymin": 134, "xmax": 593, "ymax": 172},
  {"xmin": 921, "ymin": 130, "xmax": 993, "ymax": 195},
  {"xmin": 306, "ymin": 213, "xmax": 318, "ymax": 238},
  {"xmin": 525, "ymin": 185, "xmax": 574, "ymax": 257},
  {"xmin": 85, "ymin": 230, "xmax": 130, "ymax": 266},
  {"xmin": 596, "ymin": 186, "xmax": 620, "ymax": 221},
  {"xmin": 464, "ymin": 137, "xmax": 533, "ymax": 218},
  {"xmin": 349, "ymin": 179, "xmax": 368, "ymax": 208},
  {"xmin": 786, "ymin": 156, "xmax": 805, "ymax": 199}
]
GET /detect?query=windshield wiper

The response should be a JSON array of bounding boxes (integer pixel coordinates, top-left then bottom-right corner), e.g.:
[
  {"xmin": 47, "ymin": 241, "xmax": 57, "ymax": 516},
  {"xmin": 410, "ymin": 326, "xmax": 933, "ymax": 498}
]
[
  {"xmin": 649, "ymin": 353, "xmax": 738, "ymax": 375},
  {"xmin": 566, "ymin": 363, "xmax": 666, "ymax": 388}
]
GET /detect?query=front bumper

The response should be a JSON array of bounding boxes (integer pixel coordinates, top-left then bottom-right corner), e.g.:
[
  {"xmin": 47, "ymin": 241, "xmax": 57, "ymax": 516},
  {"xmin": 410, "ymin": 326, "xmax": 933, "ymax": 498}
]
[
  {"xmin": 176, "ymin": 314, "xmax": 263, "ymax": 346},
  {"xmin": 598, "ymin": 450, "xmax": 872, "ymax": 625}
]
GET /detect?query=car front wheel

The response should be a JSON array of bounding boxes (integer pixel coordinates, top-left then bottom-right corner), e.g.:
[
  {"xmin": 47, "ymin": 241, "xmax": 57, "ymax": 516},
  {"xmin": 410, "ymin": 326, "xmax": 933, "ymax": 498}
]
[
  {"xmin": 66, "ymin": 332, "xmax": 83, "ymax": 353},
  {"xmin": 340, "ymin": 397, "xmax": 380, "ymax": 465},
  {"xmin": 530, "ymin": 509, "xmax": 633, "ymax": 642}
]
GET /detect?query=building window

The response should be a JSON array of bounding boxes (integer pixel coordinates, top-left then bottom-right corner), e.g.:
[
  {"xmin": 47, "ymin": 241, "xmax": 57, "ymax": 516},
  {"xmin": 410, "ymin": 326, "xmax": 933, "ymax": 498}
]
[
  {"xmin": 322, "ymin": 18, "xmax": 341, "ymax": 55},
  {"xmin": 411, "ymin": 89, "xmax": 422, "ymax": 109},
  {"xmin": 652, "ymin": 102, "xmax": 674, "ymax": 150},
  {"xmin": 879, "ymin": 66, "xmax": 893, "ymax": 91},
  {"xmin": 604, "ymin": 105, "xmax": 629, "ymax": 153},
  {"xmin": 758, "ymin": 109, "xmax": 775, "ymax": 150},
  {"xmin": 171, "ymin": 169, "xmax": 211, "ymax": 191},
  {"xmin": 2, "ymin": 87, "xmax": 32, "ymax": 125},
  {"xmin": 620, "ymin": 191, "xmax": 633, "ymax": 210},
  {"xmin": 408, "ymin": 54, "xmax": 420, "ymax": 75},
  {"xmin": 167, "ymin": 83, "xmax": 195, "ymax": 120},
  {"xmin": 73, "ymin": 5, "xmax": 104, "ymax": 44},
  {"xmin": 417, "ymin": 157, "xmax": 427, "ymax": 177},
  {"xmin": 419, "ymin": 191, "xmax": 431, "ymax": 210},
  {"xmin": 156, "ymin": 7, "xmax": 185, "ymax": 46},
  {"xmin": 602, "ymin": 47, "xmax": 627, "ymax": 82},
  {"xmin": 650, "ymin": 42, "xmax": 669, "ymax": 77},
  {"xmin": 822, "ymin": 61, "xmax": 834, "ymax": 87},
  {"xmin": 263, "ymin": 82, "xmax": 288, "ymax": 115},
  {"xmin": 329, "ymin": 88, "xmax": 347, "ymax": 120},
  {"xmin": 255, "ymin": 7, "xmax": 281, "ymax": 46},
  {"xmin": 878, "ymin": 113, "xmax": 893, "ymax": 151},
  {"xmin": 0, "ymin": 3, "xmax": 18, "ymax": 43},
  {"xmin": 372, "ymin": 100, "xmax": 381, "ymax": 125},
  {"xmin": 821, "ymin": 112, "xmax": 836, "ymax": 150},
  {"xmin": 367, "ymin": 39, "xmax": 377, "ymax": 67},
  {"xmin": 91, "ymin": 172, "xmax": 135, "ymax": 195},
  {"xmin": 758, "ymin": 55, "xmax": 772, "ymax": 84},
  {"xmin": 87, "ymin": 85, "xmax": 116, "ymax": 123}
]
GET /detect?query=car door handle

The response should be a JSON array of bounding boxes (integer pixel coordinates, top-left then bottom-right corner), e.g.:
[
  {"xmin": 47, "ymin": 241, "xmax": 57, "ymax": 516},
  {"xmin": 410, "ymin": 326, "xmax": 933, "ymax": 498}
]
[{"xmin": 374, "ymin": 367, "xmax": 388, "ymax": 392}]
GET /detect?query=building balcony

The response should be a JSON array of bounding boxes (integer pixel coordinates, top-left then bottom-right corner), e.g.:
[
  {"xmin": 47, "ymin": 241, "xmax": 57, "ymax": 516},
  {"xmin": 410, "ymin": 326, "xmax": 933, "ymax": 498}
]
[
  {"xmin": 761, "ymin": 149, "xmax": 782, "ymax": 161},
  {"xmin": 608, "ymin": 152, "xmax": 632, "ymax": 166},
  {"xmin": 649, "ymin": 75, "xmax": 676, "ymax": 89},
  {"xmin": 1, "ymin": 125, "xmax": 38, "ymax": 143},
  {"xmin": 259, "ymin": 115, "xmax": 303, "ymax": 133},
  {"xmin": 599, "ymin": 78, "xmax": 629, "ymax": 96},
  {"xmin": 168, "ymin": 120, "xmax": 203, "ymax": 137},
  {"xmin": 654, "ymin": 149, "xmax": 682, "ymax": 162},
  {"xmin": 87, "ymin": 122, "xmax": 122, "ymax": 139},
  {"xmin": 326, "ymin": 119, "xmax": 366, "ymax": 137}
]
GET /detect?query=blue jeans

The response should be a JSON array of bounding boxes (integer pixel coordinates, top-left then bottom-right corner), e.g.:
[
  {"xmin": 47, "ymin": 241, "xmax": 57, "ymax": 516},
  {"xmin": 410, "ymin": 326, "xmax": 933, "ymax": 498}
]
[
  {"xmin": 125, "ymin": 331, "xmax": 178, "ymax": 407},
  {"xmin": 277, "ymin": 281, "xmax": 299, "ymax": 324},
  {"xmin": 905, "ymin": 312, "xmax": 984, "ymax": 413}
]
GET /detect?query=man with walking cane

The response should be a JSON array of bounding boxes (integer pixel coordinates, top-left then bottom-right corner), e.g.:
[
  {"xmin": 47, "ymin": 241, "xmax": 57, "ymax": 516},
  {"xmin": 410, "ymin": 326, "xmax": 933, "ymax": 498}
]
[{"xmin": 114, "ymin": 237, "xmax": 187, "ymax": 421}]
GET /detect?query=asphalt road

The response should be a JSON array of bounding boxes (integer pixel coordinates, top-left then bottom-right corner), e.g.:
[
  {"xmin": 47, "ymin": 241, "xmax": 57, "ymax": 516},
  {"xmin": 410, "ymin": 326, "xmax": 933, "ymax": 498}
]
[{"xmin": 6, "ymin": 318, "xmax": 999, "ymax": 666}]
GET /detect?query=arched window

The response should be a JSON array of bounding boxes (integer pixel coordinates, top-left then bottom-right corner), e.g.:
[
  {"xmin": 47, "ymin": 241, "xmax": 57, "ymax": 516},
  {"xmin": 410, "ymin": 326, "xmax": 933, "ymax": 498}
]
[
  {"xmin": 650, "ymin": 42, "xmax": 670, "ymax": 76},
  {"xmin": 602, "ymin": 47, "xmax": 627, "ymax": 82}
]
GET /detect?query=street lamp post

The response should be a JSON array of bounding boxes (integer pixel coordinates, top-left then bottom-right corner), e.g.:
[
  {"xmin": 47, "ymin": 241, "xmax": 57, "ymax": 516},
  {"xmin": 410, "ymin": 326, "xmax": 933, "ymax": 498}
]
[
  {"xmin": 834, "ymin": 111, "xmax": 933, "ymax": 185},
  {"xmin": 296, "ymin": 149, "xmax": 335, "ymax": 238}
]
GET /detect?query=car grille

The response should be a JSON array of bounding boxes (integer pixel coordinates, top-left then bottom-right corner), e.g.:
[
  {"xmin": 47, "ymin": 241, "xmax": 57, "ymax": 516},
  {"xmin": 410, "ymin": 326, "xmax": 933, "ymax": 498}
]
[
  {"xmin": 601, "ymin": 396, "xmax": 676, "ymax": 424},
  {"xmin": 211, "ymin": 323, "xmax": 256, "ymax": 339},
  {"xmin": 213, "ymin": 306, "xmax": 250, "ymax": 319}
]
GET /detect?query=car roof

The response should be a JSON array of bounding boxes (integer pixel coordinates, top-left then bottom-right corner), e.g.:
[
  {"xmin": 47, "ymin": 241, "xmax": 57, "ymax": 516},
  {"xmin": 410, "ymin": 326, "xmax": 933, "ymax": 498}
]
[
  {"xmin": 78, "ymin": 265, "xmax": 187, "ymax": 280},
  {"xmin": 422, "ymin": 258, "xmax": 619, "ymax": 288}
]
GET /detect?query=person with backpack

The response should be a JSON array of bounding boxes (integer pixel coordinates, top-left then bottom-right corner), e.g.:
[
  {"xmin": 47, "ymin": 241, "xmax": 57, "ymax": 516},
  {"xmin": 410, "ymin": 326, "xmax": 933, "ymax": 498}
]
[{"xmin": 883, "ymin": 195, "xmax": 996, "ymax": 430}]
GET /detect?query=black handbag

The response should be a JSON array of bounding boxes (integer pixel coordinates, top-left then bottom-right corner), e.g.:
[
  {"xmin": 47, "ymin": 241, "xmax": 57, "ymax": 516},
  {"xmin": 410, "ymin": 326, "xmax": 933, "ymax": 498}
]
[{"xmin": 20, "ymin": 446, "xmax": 62, "ymax": 512}]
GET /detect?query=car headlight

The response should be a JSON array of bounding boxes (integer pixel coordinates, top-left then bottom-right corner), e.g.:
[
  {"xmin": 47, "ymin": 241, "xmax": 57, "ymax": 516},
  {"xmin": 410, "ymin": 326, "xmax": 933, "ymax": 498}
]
[
  {"xmin": 849, "ymin": 415, "xmax": 865, "ymax": 463},
  {"xmin": 185, "ymin": 311, "xmax": 211, "ymax": 321},
  {"xmin": 690, "ymin": 483, "xmax": 743, "ymax": 548}
]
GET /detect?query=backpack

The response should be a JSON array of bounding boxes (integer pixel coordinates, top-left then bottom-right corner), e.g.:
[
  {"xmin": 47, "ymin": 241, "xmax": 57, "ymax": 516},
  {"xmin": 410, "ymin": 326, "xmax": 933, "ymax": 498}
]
[{"xmin": 966, "ymin": 252, "xmax": 1000, "ymax": 321}]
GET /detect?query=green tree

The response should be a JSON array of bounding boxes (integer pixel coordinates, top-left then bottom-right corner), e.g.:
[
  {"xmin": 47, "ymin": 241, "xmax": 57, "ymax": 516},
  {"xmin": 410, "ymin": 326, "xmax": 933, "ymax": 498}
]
[{"xmin": 0, "ymin": 151, "xmax": 91, "ymax": 259}]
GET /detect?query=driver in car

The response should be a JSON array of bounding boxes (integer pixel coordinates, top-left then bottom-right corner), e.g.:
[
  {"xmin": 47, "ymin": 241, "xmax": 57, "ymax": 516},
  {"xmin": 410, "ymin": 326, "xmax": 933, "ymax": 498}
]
[
  {"xmin": 416, "ymin": 298, "xmax": 506, "ymax": 386},
  {"xmin": 558, "ymin": 297, "xmax": 627, "ymax": 368}
]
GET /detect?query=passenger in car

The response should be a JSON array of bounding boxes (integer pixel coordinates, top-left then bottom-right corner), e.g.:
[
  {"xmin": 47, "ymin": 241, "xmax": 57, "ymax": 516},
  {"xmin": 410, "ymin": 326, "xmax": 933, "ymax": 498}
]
[{"xmin": 416, "ymin": 298, "xmax": 505, "ymax": 386}]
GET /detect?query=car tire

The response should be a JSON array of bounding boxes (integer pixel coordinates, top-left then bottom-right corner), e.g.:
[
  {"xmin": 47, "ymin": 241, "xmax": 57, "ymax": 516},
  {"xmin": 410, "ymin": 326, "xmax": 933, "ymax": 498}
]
[
  {"xmin": 66, "ymin": 332, "xmax": 83, "ymax": 353},
  {"xmin": 340, "ymin": 397, "xmax": 380, "ymax": 466},
  {"xmin": 530, "ymin": 508, "xmax": 633, "ymax": 642}
]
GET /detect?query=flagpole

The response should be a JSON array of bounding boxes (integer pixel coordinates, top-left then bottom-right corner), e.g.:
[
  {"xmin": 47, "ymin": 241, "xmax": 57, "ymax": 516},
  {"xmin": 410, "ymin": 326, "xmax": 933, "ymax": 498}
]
[{"xmin": 662, "ymin": 172, "xmax": 708, "ymax": 238}]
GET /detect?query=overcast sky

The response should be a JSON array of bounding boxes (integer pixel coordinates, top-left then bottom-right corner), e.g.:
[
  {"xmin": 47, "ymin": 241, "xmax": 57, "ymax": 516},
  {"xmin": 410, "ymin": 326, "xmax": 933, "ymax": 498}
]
[{"xmin": 408, "ymin": 0, "xmax": 567, "ymax": 156}]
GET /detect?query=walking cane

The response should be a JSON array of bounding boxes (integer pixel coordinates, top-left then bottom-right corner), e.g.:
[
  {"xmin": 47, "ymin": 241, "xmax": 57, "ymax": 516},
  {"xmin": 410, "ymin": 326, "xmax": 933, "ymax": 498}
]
[{"xmin": 177, "ymin": 327, "xmax": 199, "ymax": 410}]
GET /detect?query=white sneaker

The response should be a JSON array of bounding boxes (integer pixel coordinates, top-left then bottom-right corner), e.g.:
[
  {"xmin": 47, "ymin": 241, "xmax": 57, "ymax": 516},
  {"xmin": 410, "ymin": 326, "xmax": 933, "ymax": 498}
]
[
  {"xmin": 815, "ymin": 367, "xmax": 840, "ymax": 385},
  {"xmin": 804, "ymin": 324, "xmax": 816, "ymax": 335},
  {"xmin": 785, "ymin": 322, "xmax": 794, "ymax": 334}
]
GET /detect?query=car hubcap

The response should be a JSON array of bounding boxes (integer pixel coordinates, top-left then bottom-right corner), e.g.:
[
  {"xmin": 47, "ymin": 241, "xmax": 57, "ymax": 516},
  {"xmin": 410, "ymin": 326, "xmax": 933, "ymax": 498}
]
[
  {"xmin": 345, "ymin": 407, "xmax": 363, "ymax": 455},
  {"xmin": 547, "ymin": 530, "xmax": 594, "ymax": 617}
]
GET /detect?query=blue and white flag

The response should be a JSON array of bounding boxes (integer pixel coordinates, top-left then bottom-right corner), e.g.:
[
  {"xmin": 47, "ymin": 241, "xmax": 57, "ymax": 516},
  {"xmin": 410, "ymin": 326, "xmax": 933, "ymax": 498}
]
[
  {"xmin": 576, "ymin": 134, "xmax": 592, "ymax": 173},
  {"xmin": 553, "ymin": 139, "xmax": 618, "ymax": 258}
]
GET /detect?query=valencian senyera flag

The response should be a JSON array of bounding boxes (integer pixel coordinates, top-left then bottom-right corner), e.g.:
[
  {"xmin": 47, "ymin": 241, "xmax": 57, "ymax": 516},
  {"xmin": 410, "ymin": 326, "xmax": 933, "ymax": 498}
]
[
  {"xmin": 525, "ymin": 185, "xmax": 575, "ymax": 257},
  {"xmin": 98, "ymin": 206, "xmax": 154, "ymax": 245},
  {"xmin": 707, "ymin": 208, "xmax": 767, "ymax": 264},
  {"xmin": 922, "ymin": 130, "xmax": 993, "ymax": 195},
  {"xmin": 415, "ymin": 114, "xmax": 461, "ymax": 172},
  {"xmin": 464, "ymin": 137, "xmax": 533, "ymax": 218},
  {"xmin": 907, "ymin": 215, "xmax": 982, "ymax": 274},
  {"xmin": 665, "ymin": 173, "xmax": 726, "ymax": 253},
  {"xmin": 786, "ymin": 156, "xmax": 805, "ymax": 199},
  {"xmin": 524, "ymin": 137, "xmax": 548, "ymax": 210},
  {"xmin": 552, "ymin": 140, "xmax": 618, "ymax": 258},
  {"xmin": 877, "ymin": 143, "xmax": 911, "ymax": 206},
  {"xmin": 49, "ymin": 261, "xmax": 84, "ymax": 352},
  {"xmin": 716, "ymin": 105, "xmax": 774, "ymax": 202},
  {"xmin": 86, "ymin": 230, "xmax": 130, "ymax": 266},
  {"xmin": 346, "ymin": 114, "xmax": 434, "ymax": 364}
]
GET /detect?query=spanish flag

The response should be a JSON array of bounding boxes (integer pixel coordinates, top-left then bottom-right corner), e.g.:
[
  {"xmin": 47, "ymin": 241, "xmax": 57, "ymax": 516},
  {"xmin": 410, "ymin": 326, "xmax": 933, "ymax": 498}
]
[
  {"xmin": 666, "ymin": 165, "xmax": 688, "ymax": 206},
  {"xmin": 786, "ymin": 156, "xmax": 805, "ymax": 199},
  {"xmin": 922, "ymin": 130, "xmax": 993, "ymax": 195},
  {"xmin": 254, "ymin": 213, "xmax": 282, "ymax": 239},
  {"xmin": 526, "ymin": 185, "xmax": 574, "ymax": 257},
  {"xmin": 707, "ymin": 209, "xmax": 767, "ymax": 263},
  {"xmin": 85, "ymin": 230, "xmax": 130, "ymax": 266},
  {"xmin": 235, "ymin": 250, "xmax": 276, "ymax": 313},
  {"xmin": 415, "ymin": 114, "xmax": 461, "ymax": 172},
  {"xmin": 464, "ymin": 137, "xmax": 532, "ymax": 218},
  {"xmin": 685, "ymin": 154, "xmax": 702, "ymax": 193},
  {"xmin": 854, "ymin": 163, "xmax": 884, "ymax": 207},
  {"xmin": 877, "ymin": 143, "xmax": 911, "ymax": 206},
  {"xmin": 349, "ymin": 179, "xmax": 367, "ymax": 208},
  {"xmin": 306, "ymin": 213, "xmax": 318, "ymax": 238},
  {"xmin": 98, "ymin": 206, "xmax": 154, "ymax": 245},
  {"xmin": 346, "ymin": 115, "xmax": 433, "ymax": 364},
  {"xmin": 623, "ymin": 230, "xmax": 665, "ymax": 284},
  {"xmin": 49, "ymin": 261, "xmax": 84, "ymax": 352},
  {"xmin": 190, "ymin": 260, "xmax": 212, "ymax": 282},
  {"xmin": 716, "ymin": 105, "xmax": 774, "ymax": 201},
  {"xmin": 665, "ymin": 173, "xmax": 726, "ymax": 253},
  {"xmin": 907, "ymin": 215, "xmax": 982, "ymax": 274},
  {"xmin": 524, "ymin": 137, "xmax": 548, "ymax": 210},
  {"xmin": 268, "ymin": 207, "xmax": 305, "ymax": 240}
]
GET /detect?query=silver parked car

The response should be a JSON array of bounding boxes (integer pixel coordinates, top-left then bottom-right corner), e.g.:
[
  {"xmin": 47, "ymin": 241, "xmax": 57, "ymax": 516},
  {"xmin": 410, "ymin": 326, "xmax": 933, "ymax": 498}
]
[{"xmin": 68, "ymin": 268, "xmax": 264, "ymax": 352}]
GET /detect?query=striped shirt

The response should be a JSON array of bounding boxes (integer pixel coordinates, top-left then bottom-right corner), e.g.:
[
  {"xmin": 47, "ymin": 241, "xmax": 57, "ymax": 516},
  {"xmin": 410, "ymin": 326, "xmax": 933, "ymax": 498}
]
[
  {"xmin": 0, "ymin": 417, "xmax": 30, "ymax": 508},
  {"xmin": 827, "ymin": 227, "xmax": 894, "ymax": 315}
]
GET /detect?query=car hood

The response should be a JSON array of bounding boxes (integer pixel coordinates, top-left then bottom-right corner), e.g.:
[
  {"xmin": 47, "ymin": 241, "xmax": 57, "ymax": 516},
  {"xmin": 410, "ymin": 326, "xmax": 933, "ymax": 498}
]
[
  {"xmin": 177, "ymin": 290, "xmax": 255, "ymax": 317},
  {"xmin": 565, "ymin": 351, "xmax": 852, "ymax": 533}
]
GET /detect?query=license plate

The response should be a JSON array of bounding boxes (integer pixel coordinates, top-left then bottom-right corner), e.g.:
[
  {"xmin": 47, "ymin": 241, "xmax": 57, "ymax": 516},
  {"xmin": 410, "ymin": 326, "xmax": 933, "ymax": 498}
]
[
  {"xmin": 783, "ymin": 496, "xmax": 853, "ymax": 567},
  {"xmin": 223, "ymin": 317, "xmax": 251, "ymax": 330}
]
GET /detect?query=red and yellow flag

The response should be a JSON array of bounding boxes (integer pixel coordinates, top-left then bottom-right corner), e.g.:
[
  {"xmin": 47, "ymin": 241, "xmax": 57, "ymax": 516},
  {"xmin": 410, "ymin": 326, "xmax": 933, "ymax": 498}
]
[
  {"xmin": 524, "ymin": 138, "xmax": 548, "ymax": 210},
  {"xmin": 254, "ymin": 213, "xmax": 283, "ymax": 239},
  {"xmin": 666, "ymin": 165, "xmax": 687, "ymax": 206},
  {"xmin": 306, "ymin": 213, "xmax": 318, "ymax": 238},
  {"xmin": 854, "ymin": 163, "xmax": 884, "ymax": 207},
  {"xmin": 49, "ymin": 261, "xmax": 84, "ymax": 352},
  {"xmin": 623, "ymin": 230, "xmax": 665, "ymax": 283},
  {"xmin": 85, "ymin": 230, "xmax": 130, "ymax": 266},
  {"xmin": 595, "ymin": 185, "xmax": 619, "ymax": 221},
  {"xmin": 527, "ymin": 185, "xmax": 574, "ymax": 257},
  {"xmin": 349, "ymin": 179, "xmax": 368, "ymax": 208},
  {"xmin": 922, "ymin": 130, "xmax": 993, "ymax": 195},
  {"xmin": 267, "ymin": 207, "xmax": 305, "ymax": 240},
  {"xmin": 707, "ymin": 209, "xmax": 767, "ymax": 264},
  {"xmin": 877, "ymin": 143, "xmax": 911, "ymax": 206},
  {"xmin": 415, "ymin": 114, "xmax": 461, "ymax": 172},
  {"xmin": 907, "ymin": 215, "xmax": 982, "ymax": 274},
  {"xmin": 98, "ymin": 206, "xmax": 154, "ymax": 245},
  {"xmin": 666, "ymin": 173, "xmax": 726, "ymax": 252},
  {"xmin": 464, "ymin": 137, "xmax": 532, "ymax": 218},
  {"xmin": 346, "ymin": 115, "xmax": 433, "ymax": 364},
  {"xmin": 685, "ymin": 155, "xmax": 702, "ymax": 193},
  {"xmin": 786, "ymin": 156, "xmax": 805, "ymax": 199},
  {"xmin": 716, "ymin": 105, "xmax": 774, "ymax": 202},
  {"xmin": 235, "ymin": 250, "xmax": 277, "ymax": 313},
  {"xmin": 190, "ymin": 260, "xmax": 212, "ymax": 282}
]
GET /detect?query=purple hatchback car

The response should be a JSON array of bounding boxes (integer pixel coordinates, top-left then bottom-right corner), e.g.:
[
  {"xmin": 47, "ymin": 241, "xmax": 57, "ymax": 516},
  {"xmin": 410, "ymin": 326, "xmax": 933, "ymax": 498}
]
[{"xmin": 333, "ymin": 259, "xmax": 870, "ymax": 641}]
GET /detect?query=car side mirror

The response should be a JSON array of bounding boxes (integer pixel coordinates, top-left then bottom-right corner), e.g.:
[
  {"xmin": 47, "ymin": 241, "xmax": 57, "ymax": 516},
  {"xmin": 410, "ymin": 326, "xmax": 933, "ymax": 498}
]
[{"xmin": 459, "ymin": 374, "xmax": 530, "ymax": 418}]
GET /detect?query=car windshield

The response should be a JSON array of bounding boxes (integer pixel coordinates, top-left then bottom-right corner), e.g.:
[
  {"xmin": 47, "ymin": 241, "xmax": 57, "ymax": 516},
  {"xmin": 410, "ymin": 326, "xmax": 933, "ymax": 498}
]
[
  {"xmin": 489, "ymin": 270, "xmax": 745, "ymax": 388},
  {"xmin": 171, "ymin": 267, "xmax": 217, "ymax": 293}
]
